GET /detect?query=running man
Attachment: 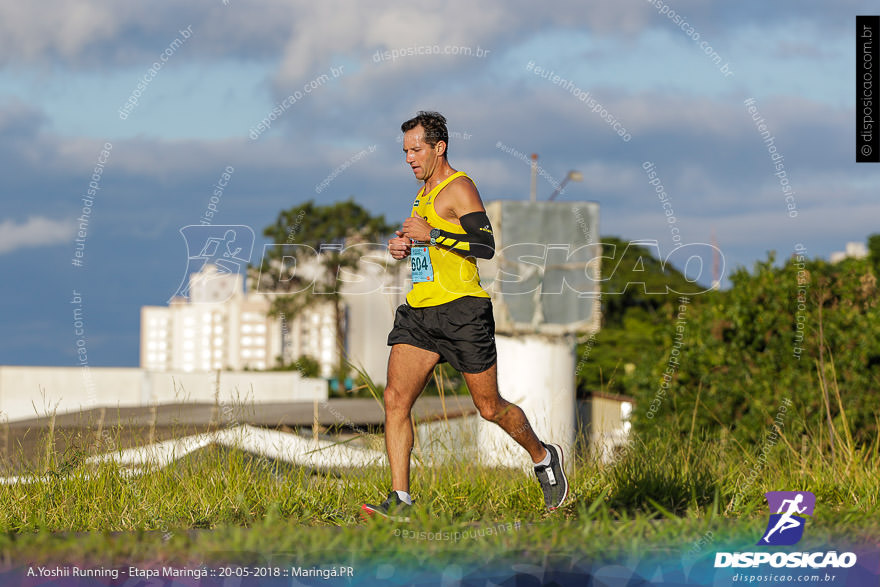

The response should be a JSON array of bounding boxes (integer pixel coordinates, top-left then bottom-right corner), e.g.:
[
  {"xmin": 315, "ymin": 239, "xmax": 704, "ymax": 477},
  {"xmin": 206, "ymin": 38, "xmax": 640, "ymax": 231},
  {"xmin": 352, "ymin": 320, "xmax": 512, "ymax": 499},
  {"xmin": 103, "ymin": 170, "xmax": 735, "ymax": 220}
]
[
  {"xmin": 762, "ymin": 493, "xmax": 807, "ymax": 543},
  {"xmin": 362, "ymin": 111, "xmax": 568, "ymax": 519}
]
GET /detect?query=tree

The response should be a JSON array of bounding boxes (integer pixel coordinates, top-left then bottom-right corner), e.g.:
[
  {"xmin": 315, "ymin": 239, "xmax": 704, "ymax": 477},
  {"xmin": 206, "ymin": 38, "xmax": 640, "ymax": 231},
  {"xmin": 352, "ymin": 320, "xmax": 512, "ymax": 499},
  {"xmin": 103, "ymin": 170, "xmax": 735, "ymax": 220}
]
[
  {"xmin": 868, "ymin": 233, "xmax": 880, "ymax": 274},
  {"xmin": 253, "ymin": 199, "xmax": 395, "ymax": 394},
  {"xmin": 630, "ymin": 250, "xmax": 880, "ymax": 447},
  {"xmin": 271, "ymin": 354, "xmax": 321, "ymax": 378},
  {"xmin": 599, "ymin": 236, "xmax": 706, "ymax": 327},
  {"xmin": 575, "ymin": 236, "xmax": 708, "ymax": 396}
]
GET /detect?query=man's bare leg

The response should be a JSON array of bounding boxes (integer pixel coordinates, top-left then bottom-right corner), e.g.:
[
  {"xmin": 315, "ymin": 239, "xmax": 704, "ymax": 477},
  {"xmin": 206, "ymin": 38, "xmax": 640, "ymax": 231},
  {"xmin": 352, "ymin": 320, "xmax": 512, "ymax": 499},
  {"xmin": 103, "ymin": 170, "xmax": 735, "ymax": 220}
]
[
  {"xmin": 463, "ymin": 363, "xmax": 546, "ymax": 463},
  {"xmin": 384, "ymin": 344, "xmax": 439, "ymax": 493}
]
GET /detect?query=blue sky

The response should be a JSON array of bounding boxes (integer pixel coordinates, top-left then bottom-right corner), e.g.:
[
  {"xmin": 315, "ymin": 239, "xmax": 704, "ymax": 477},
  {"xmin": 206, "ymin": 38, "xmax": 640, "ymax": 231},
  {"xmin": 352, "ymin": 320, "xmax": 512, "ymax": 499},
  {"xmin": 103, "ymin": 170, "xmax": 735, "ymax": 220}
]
[{"xmin": 0, "ymin": 0, "xmax": 877, "ymax": 367}]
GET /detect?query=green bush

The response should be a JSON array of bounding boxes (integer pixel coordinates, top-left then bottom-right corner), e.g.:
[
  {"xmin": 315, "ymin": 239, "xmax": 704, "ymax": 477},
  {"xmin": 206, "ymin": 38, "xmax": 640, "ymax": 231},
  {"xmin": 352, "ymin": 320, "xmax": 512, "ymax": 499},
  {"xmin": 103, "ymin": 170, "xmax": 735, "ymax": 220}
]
[{"xmin": 631, "ymin": 252, "xmax": 880, "ymax": 447}]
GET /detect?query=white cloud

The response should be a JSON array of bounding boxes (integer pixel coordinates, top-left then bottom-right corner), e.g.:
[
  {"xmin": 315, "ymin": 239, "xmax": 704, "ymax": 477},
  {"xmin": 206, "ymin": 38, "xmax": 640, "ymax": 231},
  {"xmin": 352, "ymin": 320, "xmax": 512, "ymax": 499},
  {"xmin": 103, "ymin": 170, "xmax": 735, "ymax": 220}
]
[
  {"xmin": 0, "ymin": 1, "xmax": 652, "ymax": 77},
  {"xmin": 0, "ymin": 1, "xmax": 292, "ymax": 67},
  {"xmin": 0, "ymin": 216, "xmax": 76, "ymax": 255},
  {"xmin": 0, "ymin": 2, "xmax": 119, "ymax": 64},
  {"xmin": 273, "ymin": 1, "xmax": 513, "ymax": 88}
]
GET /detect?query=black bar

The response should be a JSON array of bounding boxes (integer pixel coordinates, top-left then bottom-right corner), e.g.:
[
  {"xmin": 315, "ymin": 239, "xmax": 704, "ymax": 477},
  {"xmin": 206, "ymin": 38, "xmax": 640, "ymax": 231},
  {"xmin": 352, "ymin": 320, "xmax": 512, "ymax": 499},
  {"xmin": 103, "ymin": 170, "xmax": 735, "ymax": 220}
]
[{"xmin": 857, "ymin": 15, "xmax": 880, "ymax": 162}]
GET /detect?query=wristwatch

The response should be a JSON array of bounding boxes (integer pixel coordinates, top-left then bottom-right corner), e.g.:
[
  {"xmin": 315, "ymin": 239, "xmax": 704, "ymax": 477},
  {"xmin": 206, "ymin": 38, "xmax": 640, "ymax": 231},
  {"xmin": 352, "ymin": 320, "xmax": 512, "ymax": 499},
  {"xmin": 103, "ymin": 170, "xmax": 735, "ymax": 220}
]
[{"xmin": 429, "ymin": 228, "xmax": 441, "ymax": 246}]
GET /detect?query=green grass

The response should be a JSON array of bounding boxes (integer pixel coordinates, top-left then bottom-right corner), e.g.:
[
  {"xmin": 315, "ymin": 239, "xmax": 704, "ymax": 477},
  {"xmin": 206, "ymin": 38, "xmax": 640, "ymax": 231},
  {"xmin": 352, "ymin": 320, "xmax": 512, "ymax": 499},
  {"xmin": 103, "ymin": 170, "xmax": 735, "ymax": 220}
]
[{"xmin": 0, "ymin": 416, "xmax": 877, "ymax": 566}]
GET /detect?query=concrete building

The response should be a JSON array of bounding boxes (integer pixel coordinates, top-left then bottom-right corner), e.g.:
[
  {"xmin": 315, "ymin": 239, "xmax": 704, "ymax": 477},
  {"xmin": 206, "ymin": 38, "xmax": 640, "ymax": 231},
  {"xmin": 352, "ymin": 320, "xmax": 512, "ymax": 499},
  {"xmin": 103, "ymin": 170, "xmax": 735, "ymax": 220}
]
[
  {"xmin": 141, "ymin": 254, "xmax": 405, "ymax": 382},
  {"xmin": 336, "ymin": 251, "xmax": 407, "ymax": 383},
  {"xmin": 830, "ymin": 242, "xmax": 868, "ymax": 264},
  {"xmin": 279, "ymin": 303, "xmax": 338, "ymax": 378},
  {"xmin": 0, "ymin": 365, "xmax": 327, "ymax": 423},
  {"xmin": 577, "ymin": 392, "xmax": 634, "ymax": 463},
  {"xmin": 140, "ymin": 264, "xmax": 282, "ymax": 372}
]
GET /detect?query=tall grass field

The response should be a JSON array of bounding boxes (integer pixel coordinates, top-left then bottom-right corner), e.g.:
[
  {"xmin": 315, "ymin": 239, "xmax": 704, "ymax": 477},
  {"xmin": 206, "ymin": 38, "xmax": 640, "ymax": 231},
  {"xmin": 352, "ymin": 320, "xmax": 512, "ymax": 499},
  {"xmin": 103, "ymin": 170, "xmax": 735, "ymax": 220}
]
[{"xmin": 0, "ymin": 404, "xmax": 876, "ymax": 576}]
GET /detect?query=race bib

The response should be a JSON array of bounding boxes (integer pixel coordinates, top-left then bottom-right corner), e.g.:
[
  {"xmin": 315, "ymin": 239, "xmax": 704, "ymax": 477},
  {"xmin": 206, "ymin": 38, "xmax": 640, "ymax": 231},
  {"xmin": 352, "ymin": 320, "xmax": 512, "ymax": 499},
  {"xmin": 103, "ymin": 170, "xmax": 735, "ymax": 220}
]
[{"xmin": 410, "ymin": 246, "xmax": 434, "ymax": 283}]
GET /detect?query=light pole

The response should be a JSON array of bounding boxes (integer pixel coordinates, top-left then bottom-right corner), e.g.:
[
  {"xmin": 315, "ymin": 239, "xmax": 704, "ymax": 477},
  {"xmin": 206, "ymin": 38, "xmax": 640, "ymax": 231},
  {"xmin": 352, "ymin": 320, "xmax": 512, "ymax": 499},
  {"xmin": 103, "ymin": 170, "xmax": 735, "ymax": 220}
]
[
  {"xmin": 548, "ymin": 170, "xmax": 583, "ymax": 201},
  {"xmin": 529, "ymin": 154, "xmax": 539, "ymax": 202}
]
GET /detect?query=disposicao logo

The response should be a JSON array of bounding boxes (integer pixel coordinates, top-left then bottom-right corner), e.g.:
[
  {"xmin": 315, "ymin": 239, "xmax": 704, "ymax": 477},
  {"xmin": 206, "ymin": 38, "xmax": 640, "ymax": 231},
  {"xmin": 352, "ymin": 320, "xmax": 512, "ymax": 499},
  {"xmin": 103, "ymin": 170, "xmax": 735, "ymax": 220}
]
[
  {"xmin": 759, "ymin": 491, "xmax": 815, "ymax": 546},
  {"xmin": 714, "ymin": 490, "xmax": 858, "ymax": 569}
]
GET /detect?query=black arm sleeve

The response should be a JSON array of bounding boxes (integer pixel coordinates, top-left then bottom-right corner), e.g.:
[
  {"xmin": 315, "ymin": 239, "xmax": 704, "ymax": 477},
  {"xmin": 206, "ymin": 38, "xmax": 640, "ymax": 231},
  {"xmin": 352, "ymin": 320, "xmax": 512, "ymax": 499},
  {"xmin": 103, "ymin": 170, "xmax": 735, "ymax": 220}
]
[{"xmin": 432, "ymin": 211, "xmax": 495, "ymax": 260}]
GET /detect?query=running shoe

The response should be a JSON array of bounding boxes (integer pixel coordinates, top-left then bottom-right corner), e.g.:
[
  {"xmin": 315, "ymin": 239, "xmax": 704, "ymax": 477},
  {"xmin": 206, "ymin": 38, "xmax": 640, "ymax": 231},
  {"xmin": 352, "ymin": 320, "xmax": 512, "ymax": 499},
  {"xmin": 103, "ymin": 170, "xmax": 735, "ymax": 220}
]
[
  {"xmin": 534, "ymin": 442, "xmax": 569, "ymax": 510},
  {"xmin": 361, "ymin": 492, "xmax": 412, "ymax": 522}
]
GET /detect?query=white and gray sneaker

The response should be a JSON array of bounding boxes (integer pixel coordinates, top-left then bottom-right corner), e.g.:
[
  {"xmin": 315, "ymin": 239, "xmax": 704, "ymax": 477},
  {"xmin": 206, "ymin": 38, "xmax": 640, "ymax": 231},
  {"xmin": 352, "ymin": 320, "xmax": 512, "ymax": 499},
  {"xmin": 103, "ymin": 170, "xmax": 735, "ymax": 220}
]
[
  {"xmin": 534, "ymin": 442, "xmax": 569, "ymax": 510},
  {"xmin": 361, "ymin": 492, "xmax": 412, "ymax": 522}
]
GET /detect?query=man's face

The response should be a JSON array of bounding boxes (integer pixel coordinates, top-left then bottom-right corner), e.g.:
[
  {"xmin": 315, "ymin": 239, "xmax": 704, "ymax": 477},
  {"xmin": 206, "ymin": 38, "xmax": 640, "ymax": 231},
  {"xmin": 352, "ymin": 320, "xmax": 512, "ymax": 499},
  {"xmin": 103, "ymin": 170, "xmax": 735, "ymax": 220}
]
[{"xmin": 403, "ymin": 125, "xmax": 444, "ymax": 181}]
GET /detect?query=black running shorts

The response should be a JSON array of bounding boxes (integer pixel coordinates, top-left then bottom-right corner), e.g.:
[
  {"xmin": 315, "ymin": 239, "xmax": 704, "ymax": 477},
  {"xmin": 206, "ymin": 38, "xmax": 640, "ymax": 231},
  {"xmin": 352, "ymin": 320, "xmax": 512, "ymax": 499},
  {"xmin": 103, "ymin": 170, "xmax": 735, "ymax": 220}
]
[{"xmin": 387, "ymin": 295, "xmax": 497, "ymax": 374}]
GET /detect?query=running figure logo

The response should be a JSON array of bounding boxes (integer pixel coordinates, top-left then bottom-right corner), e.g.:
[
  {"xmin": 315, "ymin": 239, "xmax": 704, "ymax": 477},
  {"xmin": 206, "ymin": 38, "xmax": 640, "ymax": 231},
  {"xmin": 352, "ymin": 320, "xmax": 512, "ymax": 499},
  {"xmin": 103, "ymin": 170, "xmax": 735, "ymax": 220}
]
[
  {"xmin": 759, "ymin": 491, "xmax": 815, "ymax": 546},
  {"xmin": 169, "ymin": 225, "xmax": 255, "ymax": 302}
]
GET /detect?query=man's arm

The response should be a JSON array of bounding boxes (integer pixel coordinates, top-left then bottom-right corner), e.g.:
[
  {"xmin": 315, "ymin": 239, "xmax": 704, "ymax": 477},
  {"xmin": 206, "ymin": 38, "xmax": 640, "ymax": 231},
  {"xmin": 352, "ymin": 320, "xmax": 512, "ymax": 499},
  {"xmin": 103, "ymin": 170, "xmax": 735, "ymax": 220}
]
[
  {"xmin": 401, "ymin": 177, "xmax": 495, "ymax": 259},
  {"xmin": 429, "ymin": 212, "xmax": 494, "ymax": 259}
]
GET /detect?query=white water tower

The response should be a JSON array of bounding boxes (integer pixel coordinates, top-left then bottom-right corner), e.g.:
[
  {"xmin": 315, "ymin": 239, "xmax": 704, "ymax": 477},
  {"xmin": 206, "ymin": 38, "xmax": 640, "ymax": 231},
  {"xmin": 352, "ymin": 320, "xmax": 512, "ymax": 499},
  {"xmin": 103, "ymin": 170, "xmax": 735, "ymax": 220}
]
[{"xmin": 476, "ymin": 200, "xmax": 601, "ymax": 469}]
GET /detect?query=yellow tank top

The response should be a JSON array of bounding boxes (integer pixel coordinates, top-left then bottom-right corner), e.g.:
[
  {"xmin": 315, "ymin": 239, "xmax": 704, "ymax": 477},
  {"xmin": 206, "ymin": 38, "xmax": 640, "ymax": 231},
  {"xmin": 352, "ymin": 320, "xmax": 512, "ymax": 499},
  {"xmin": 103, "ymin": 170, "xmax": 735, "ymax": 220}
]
[{"xmin": 406, "ymin": 171, "xmax": 490, "ymax": 307}]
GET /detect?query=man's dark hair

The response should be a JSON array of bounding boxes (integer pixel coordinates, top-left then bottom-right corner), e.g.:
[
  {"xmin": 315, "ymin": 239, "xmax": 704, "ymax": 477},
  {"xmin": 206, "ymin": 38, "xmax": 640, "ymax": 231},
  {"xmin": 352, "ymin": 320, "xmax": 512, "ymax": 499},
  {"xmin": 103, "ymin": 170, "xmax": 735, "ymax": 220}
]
[{"xmin": 401, "ymin": 111, "xmax": 449, "ymax": 158}]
